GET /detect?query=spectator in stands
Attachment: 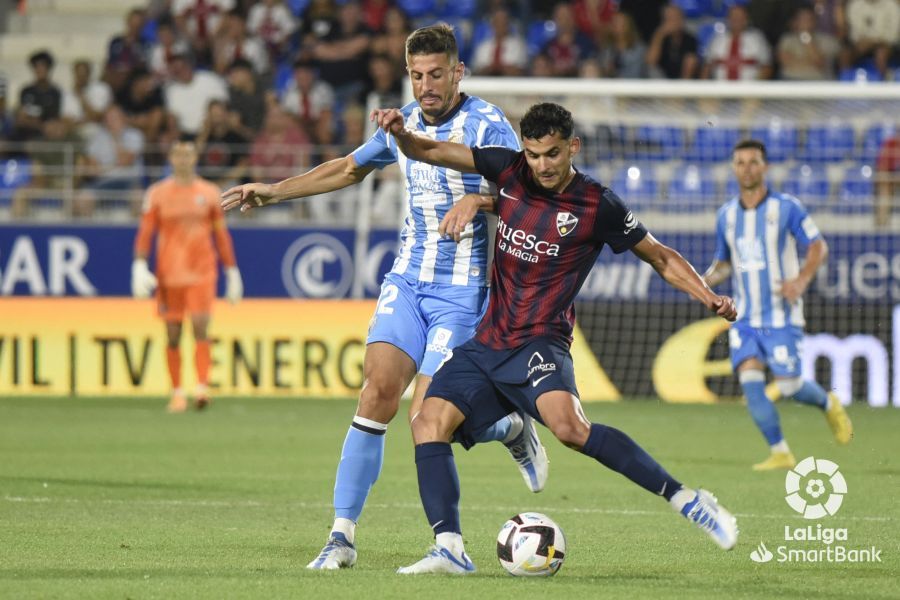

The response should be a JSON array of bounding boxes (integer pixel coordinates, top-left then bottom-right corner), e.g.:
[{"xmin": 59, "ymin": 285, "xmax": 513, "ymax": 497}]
[
  {"xmin": 107, "ymin": 8, "xmax": 150, "ymax": 74},
  {"xmin": 530, "ymin": 52, "xmax": 555, "ymax": 76},
  {"xmin": 173, "ymin": 0, "xmax": 237, "ymax": 68},
  {"xmin": 246, "ymin": 0, "xmax": 297, "ymax": 63},
  {"xmin": 841, "ymin": 0, "xmax": 900, "ymax": 78},
  {"xmin": 600, "ymin": 12, "xmax": 647, "ymax": 78},
  {"xmin": 281, "ymin": 57, "xmax": 335, "ymax": 146},
  {"xmin": 226, "ymin": 59, "xmax": 268, "ymax": 138},
  {"xmin": 214, "ymin": 10, "xmax": 270, "ymax": 75},
  {"xmin": 646, "ymin": 4, "xmax": 699, "ymax": 79},
  {"xmin": 370, "ymin": 6, "xmax": 411, "ymax": 69},
  {"xmin": 778, "ymin": 5, "xmax": 840, "ymax": 80},
  {"xmin": 876, "ymin": 132, "xmax": 899, "ymax": 226},
  {"xmin": 310, "ymin": 1, "xmax": 373, "ymax": 105},
  {"xmin": 366, "ymin": 53, "xmax": 403, "ymax": 109},
  {"xmin": 619, "ymin": 0, "xmax": 668, "ymax": 43},
  {"xmin": 702, "ymin": 5, "xmax": 773, "ymax": 80},
  {"xmin": 746, "ymin": 0, "xmax": 804, "ymax": 50},
  {"xmin": 14, "ymin": 50, "xmax": 62, "ymax": 140},
  {"xmin": 12, "ymin": 117, "xmax": 85, "ymax": 218},
  {"xmin": 149, "ymin": 18, "xmax": 192, "ymax": 81},
  {"xmin": 470, "ymin": 7, "xmax": 528, "ymax": 76},
  {"xmin": 0, "ymin": 74, "xmax": 11, "ymax": 139},
  {"xmin": 250, "ymin": 104, "xmax": 310, "ymax": 185},
  {"xmin": 195, "ymin": 99, "xmax": 250, "ymax": 188},
  {"xmin": 62, "ymin": 60, "xmax": 113, "ymax": 126},
  {"xmin": 573, "ymin": 0, "xmax": 617, "ymax": 46},
  {"xmin": 361, "ymin": 0, "xmax": 391, "ymax": 32},
  {"xmin": 164, "ymin": 50, "xmax": 229, "ymax": 138},
  {"xmin": 311, "ymin": 103, "xmax": 367, "ymax": 222},
  {"xmin": 297, "ymin": 0, "xmax": 340, "ymax": 56},
  {"xmin": 542, "ymin": 2, "xmax": 597, "ymax": 77},
  {"xmin": 76, "ymin": 105, "xmax": 145, "ymax": 217},
  {"xmin": 118, "ymin": 67, "xmax": 171, "ymax": 172}
]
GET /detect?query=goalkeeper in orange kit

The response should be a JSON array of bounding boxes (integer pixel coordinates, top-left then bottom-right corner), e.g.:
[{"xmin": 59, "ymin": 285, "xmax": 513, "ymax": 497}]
[{"xmin": 132, "ymin": 139, "xmax": 243, "ymax": 412}]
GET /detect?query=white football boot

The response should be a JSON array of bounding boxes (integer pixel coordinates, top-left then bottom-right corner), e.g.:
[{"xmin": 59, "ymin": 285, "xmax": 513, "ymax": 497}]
[
  {"xmin": 503, "ymin": 412, "xmax": 549, "ymax": 493},
  {"xmin": 670, "ymin": 487, "xmax": 738, "ymax": 550},
  {"xmin": 397, "ymin": 545, "xmax": 475, "ymax": 575},
  {"xmin": 306, "ymin": 533, "xmax": 357, "ymax": 570}
]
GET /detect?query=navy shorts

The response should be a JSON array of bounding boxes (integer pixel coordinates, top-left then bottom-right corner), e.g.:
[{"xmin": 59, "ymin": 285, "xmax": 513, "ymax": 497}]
[{"xmin": 426, "ymin": 336, "xmax": 578, "ymax": 449}]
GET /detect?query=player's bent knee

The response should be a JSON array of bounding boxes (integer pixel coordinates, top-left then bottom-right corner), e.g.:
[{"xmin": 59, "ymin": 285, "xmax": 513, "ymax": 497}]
[
  {"xmin": 410, "ymin": 410, "xmax": 452, "ymax": 444},
  {"xmin": 776, "ymin": 377, "xmax": 803, "ymax": 397},
  {"xmin": 548, "ymin": 420, "xmax": 589, "ymax": 449}
]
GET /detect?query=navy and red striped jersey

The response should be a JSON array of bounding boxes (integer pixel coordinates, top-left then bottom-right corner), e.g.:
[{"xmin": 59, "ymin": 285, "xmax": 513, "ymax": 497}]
[{"xmin": 471, "ymin": 146, "xmax": 647, "ymax": 349}]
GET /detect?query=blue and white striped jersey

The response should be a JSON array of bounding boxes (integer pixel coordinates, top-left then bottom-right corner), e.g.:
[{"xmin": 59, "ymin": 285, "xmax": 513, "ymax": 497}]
[
  {"xmin": 352, "ymin": 95, "xmax": 519, "ymax": 287},
  {"xmin": 714, "ymin": 191, "xmax": 822, "ymax": 328}
]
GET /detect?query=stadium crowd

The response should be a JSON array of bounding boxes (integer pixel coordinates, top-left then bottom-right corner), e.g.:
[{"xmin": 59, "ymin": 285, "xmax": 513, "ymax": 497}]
[{"xmin": 0, "ymin": 0, "xmax": 898, "ymax": 220}]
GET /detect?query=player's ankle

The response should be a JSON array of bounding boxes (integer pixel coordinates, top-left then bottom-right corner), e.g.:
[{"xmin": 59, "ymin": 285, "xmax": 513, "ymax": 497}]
[
  {"xmin": 332, "ymin": 517, "xmax": 356, "ymax": 545},
  {"xmin": 435, "ymin": 532, "xmax": 465, "ymax": 558}
]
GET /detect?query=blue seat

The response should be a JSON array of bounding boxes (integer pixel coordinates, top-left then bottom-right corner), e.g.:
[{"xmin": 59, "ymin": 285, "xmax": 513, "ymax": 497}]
[
  {"xmin": 440, "ymin": 16, "xmax": 472, "ymax": 62},
  {"xmin": 469, "ymin": 20, "xmax": 493, "ymax": 52},
  {"xmin": 0, "ymin": 158, "xmax": 33, "ymax": 212},
  {"xmin": 436, "ymin": 0, "xmax": 476, "ymax": 18},
  {"xmin": 673, "ymin": 0, "xmax": 712, "ymax": 19},
  {"xmin": 861, "ymin": 123, "xmax": 897, "ymax": 163},
  {"xmin": 782, "ymin": 164, "xmax": 830, "ymax": 211},
  {"xmin": 526, "ymin": 20, "xmax": 557, "ymax": 57},
  {"xmin": 273, "ymin": 60, "xmax": 295, "ymax": 98},
  {"xmin": 665, "ymin": 164, "xmax": 718, "ymax": 212},
  {"xmin": 397, "ymin": 0, "xmax": 436, "ymax": 18},
  {"xmin": 627, "ymin": 126, "xmax": 686, "ymax": 161},
  {"xmin": 612, "ymin": 164, "xmax": 659, "ymax": 210},
  {"xmin": 839, "ymin": 67, "xmax": 883, "ymax": 82},
  {"xmin": 797, "ymin": 123, "xmax": 856, "ymax": 163},
  {"xmin": 287, "ymin": 0, "xmax": 311, "ymax": 17},
  {"xmin": 686, "ymin": 127, "xmax": 741, "ymax": 162},
  {"xmin": 835, "ymin": 164, "xmax": 875, "ymax": 214},
  {"xmin": 708, "ymin": 0, "xmax": 749, "ymax": 18},
  {"xmin": 749, "ymin": 122, "xmax": 798, "ymax": 163}
]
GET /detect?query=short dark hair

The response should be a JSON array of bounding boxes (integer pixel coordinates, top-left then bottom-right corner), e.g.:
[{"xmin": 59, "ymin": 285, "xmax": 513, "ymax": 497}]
[
  {"xmin": 29, "ymin": 50, "xmax": 54, "ymax": 69},
  {"xmin": 733, "ymin": 139, "xmax": 768, "ymax": 162},
  {"xmin": 406, "ymin": 24, "xmax": 458, "ymax": 60},
  {"xmin": 519, "ymin": 103, "xmax": 574, "ymax": 140}
]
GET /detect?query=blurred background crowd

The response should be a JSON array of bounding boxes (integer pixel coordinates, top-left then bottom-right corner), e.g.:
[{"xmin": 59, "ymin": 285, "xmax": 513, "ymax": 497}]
[{"xmin": 0, "ymin": 0, "xmax": 898, "ymax": 223}]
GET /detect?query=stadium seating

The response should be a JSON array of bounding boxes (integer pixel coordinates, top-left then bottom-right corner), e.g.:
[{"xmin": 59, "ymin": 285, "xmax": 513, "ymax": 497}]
[
  {"xmin": 436, "ymin": 0, "xmax": 477, "ymax": 18},
  {"xmin": 797, "ymin": 122, "xmax": 856, "ymax": 163},
  {"xmin": 782, "ymin": 164, "xmax": 830, "ymax": 211},
  {"xmin": 287, "ymin": 0, "xmax": 311, "ymax": 17},
  {"xmin": 861, "ymin": 123, "xmax": 897, "ymax": 164},
  {"xmin": 526, "ymin": 20, "xmax": 557, "ymax": 57},
  {"xmin": 664, "ymin": 163, "xmax": 718, "ymax": 212},
  {"xmin": 685, "ymin": 126, "xmax": 741, "ymax": 162},
  {"xmin": 839, "ymin": 67, "xmax": 883, "ymax": 82},
  {"xmin": 612, "ymin": 164, "xmax": 659, "ymax": 211},
  {"xmin": 749, "ymin": 122, "xmax": 798, "ymax": 163},
  {"xmin": 696, "ymin": 21, "xmax": 725, "ymax": 58},
  {"xmin": 626, "ymin": 126, "xmax": 686, "ymax": 162},
  {"xmin": 396, "ymin": 0, "xmax": 437, "ymax": 19},
  {"xmin": 673, "ymin": 0, "xmax": 711, "ymax": 19},
  {"xmin": 835, "ymin": 164, "xmax": 875, "ymax": 214},
  {"xmin": 0, "ymin": 158, "xmax": 32, "ymax": 212}
]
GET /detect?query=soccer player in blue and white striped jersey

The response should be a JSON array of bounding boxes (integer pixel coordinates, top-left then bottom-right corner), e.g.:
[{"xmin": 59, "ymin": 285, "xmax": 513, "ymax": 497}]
[
  {"xmin": 703, "ymin": 140, "xmax": 853, "ymax": 471},
  {"xmin": 221, "ymin": 24, "xmax": 548, "ymax": 569}
]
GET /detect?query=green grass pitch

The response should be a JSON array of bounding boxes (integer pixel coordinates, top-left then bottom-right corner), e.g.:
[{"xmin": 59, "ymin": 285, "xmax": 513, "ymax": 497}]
[{"xmin": 1, "ymin": 397, "xmax": 897, "ymax": 599}]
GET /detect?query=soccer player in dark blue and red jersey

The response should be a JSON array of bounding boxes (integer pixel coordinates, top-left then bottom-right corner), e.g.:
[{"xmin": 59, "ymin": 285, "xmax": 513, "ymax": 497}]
[{"xmin": 375, "ymin": 102, "xmax": 740, "ymax": 574}]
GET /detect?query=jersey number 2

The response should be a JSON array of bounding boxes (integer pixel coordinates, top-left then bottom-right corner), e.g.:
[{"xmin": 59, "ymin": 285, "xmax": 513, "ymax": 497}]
[{"xmin": 376, "ymin": 284, "xmax": 399, "ymax": 314}]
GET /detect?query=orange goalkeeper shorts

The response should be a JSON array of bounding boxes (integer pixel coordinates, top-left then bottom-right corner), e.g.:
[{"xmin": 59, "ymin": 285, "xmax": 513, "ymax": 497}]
[{"xmin": 157, "ymin": 280, "xmax": 216, "ymax": 322}]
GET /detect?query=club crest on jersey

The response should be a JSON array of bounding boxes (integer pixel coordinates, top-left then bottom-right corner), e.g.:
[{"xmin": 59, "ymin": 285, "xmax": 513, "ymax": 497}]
[
  {"xmin": 556, "ymin": 212, "xmax": 578, "ymax": 237},
  {"xmin": 449, "ymin": 131, "xmax": 464, "ymax": 144}
]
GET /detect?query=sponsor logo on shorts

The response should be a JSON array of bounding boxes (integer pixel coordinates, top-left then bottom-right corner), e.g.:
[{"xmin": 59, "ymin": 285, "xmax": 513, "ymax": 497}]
[
  {"xmin": 527, "ymin": 351, "xmax": 556, "ymax": 384},
  {"xmin": 426, "ymin": 327, "xmax": 454, "ymax": 355}
]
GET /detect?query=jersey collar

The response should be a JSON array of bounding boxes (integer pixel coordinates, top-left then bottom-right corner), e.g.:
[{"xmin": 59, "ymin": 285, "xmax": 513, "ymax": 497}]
[{"xmin": 419, "ymin": 93, "xmax": 468, "ymax": 128}]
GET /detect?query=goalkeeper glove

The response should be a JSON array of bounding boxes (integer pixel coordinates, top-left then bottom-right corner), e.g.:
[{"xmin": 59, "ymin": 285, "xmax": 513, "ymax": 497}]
[
  {"xmin": 131, "ymin": 258, "xmax": 158, "ymax": 298},
  {"xmin": 225, "ymin": 267, "xmax": 243, "ymax": 304}
]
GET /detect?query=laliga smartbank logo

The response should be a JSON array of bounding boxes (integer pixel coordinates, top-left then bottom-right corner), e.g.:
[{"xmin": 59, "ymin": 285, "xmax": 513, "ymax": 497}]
[{"xmin": 749, "ymin": 456, "xmax": 882, "ymax": 565}]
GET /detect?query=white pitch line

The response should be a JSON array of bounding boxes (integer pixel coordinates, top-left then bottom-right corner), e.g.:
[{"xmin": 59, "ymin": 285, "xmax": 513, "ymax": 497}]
[{"xmin": 3, "ymin": 495, "xmax": 893, "ymax": 522}]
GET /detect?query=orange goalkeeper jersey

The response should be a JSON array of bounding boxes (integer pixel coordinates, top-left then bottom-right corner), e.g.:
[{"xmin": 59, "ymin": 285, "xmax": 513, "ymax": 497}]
[{"xmin": 135, "ymin": 176, "xmax": 236, "ymax": 288}]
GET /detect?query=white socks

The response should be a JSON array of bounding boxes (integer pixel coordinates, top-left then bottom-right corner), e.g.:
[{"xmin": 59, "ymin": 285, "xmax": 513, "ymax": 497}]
[
  {"xmin": 770, "ymin": 440, "xmax": 790, "ymax": 454},
  {"xmin": 435, "ymin": 532, "xmax": 465, "ymax": 558},
  {"xmin": 332, "ymin": 517, "xmax": 356, "ymax": 545}
]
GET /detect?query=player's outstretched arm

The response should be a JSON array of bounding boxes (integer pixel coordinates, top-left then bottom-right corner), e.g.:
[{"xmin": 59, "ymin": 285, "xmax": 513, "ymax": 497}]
[
  {"xmin": 632, "ymin": 233, "xmax": 737, "ymax": 321},
  {"xmin": 221, "ymin": 155, "xmax": 375, "ymax": 213},
  {"xmin": 702, "ymin": 259, "xmax": 732, "ymax": 288},
  {"xmin": 372, "ymin": 108, "xmax": 479, "ymax": 174}
]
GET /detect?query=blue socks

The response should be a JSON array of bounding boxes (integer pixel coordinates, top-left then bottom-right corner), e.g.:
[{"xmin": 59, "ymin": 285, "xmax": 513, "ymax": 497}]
[
  {"xmin": 333, "ymin": 416, "xmax": 387, "ymax": 523},
  {"xmin": 740, "ymin": 370, "xmax": 783, "ymax": 445},
  {"xmin": 580, "ymin": 423, "xmax": 682, "ymax": 501},
  {"xmin": 414, "ymin": 442, "xmax": 461, "ymax": 536},
  {"xmin": 788, "ymin": 380, "xmax": 829, "ymax": 409}
]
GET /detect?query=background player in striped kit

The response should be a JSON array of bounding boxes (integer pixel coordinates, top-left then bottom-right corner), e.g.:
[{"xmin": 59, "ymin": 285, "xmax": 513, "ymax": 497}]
[
  {"xmin": 221, "ymin": 24, "xmax": 548, "ymax": 569},
  {"xmin": 703, "ymin": 139, "xmax": 853, "ymax": 471}
]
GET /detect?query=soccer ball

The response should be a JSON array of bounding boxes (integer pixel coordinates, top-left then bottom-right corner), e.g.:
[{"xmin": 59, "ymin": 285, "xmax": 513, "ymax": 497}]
[{"xmin": 496, "ymin": 512, "xmax": 566, "ymax": 577}]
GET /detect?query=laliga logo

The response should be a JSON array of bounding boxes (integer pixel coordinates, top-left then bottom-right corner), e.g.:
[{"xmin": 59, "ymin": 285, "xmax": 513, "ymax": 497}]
[
  {"xmin": 750, "ymin": 542, "xmax": 774, "ymax": 563},
  {"xmin": 784, "ymin": 456, "xmax": 847, "ymax": 520},
  {"xmin": 281, "ymin": 234, "xmax": 353, "ymax": 298}
]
